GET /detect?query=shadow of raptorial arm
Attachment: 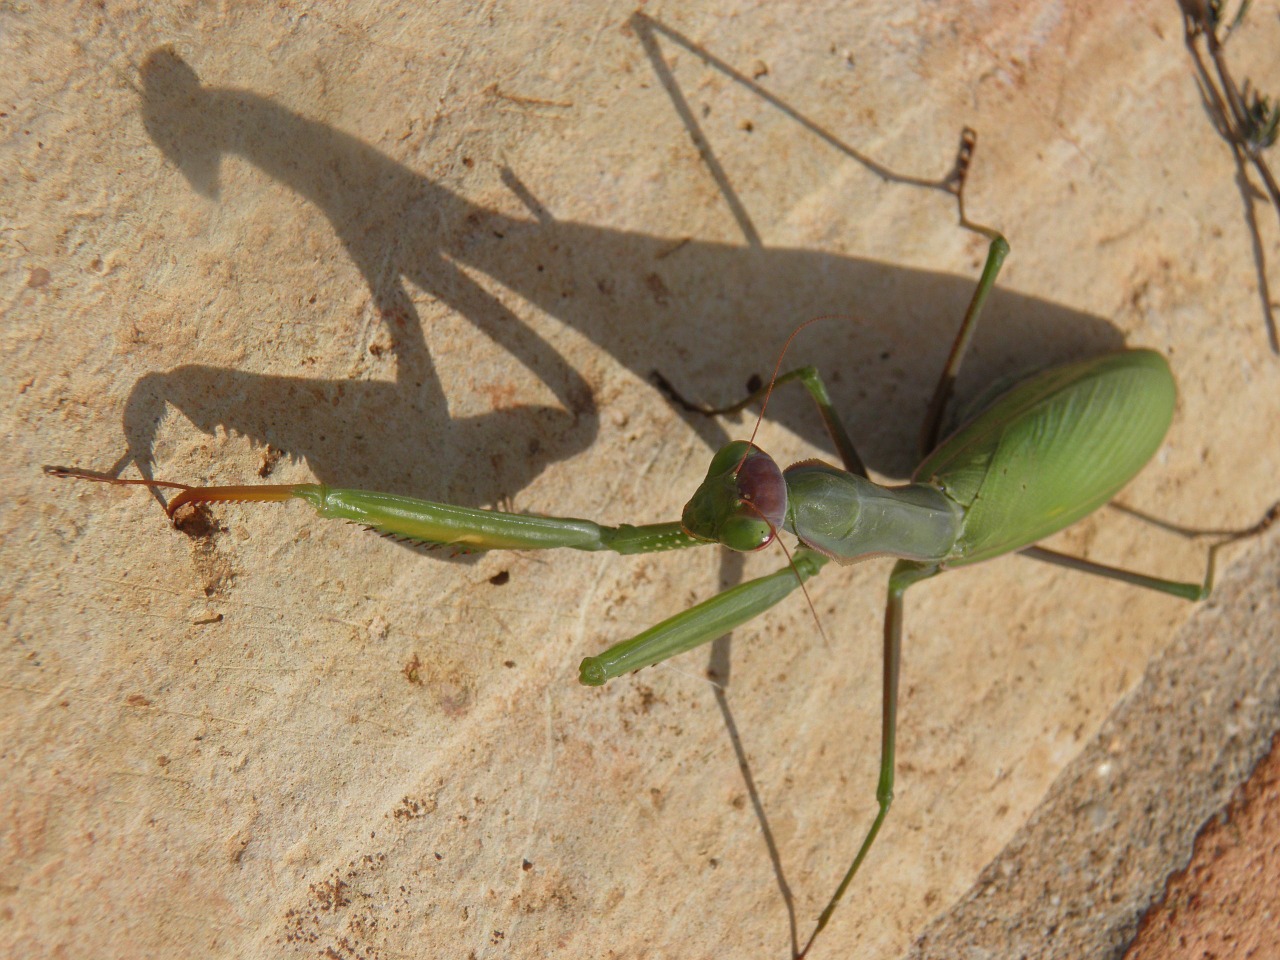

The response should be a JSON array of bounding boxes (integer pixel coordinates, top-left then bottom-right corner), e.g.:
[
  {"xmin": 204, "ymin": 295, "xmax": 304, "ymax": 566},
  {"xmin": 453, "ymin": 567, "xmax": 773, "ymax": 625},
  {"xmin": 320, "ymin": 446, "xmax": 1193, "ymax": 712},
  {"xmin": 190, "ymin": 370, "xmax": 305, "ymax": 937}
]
[{"xmin": 122, "ymin": 49, "xmax": 600, "ymax": 506}]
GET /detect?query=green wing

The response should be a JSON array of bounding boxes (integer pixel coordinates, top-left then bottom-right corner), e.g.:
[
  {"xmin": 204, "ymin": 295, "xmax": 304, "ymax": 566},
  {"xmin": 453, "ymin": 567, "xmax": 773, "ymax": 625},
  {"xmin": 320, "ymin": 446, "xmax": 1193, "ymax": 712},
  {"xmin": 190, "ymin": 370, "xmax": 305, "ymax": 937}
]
[{"xmin": 914, "ymin": 350, "xmax": 1176, "ymax": 567}]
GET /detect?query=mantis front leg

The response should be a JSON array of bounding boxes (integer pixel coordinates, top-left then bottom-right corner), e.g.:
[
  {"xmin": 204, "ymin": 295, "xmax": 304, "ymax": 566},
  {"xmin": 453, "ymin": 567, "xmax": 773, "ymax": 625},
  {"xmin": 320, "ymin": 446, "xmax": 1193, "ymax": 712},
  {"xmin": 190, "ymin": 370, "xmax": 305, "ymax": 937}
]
[
  {"xmin": 579, "ymin": 549, "xmax": 830, "ymax": 684},
  {"xmin": 45, "ymin": 469, "xmax": 701, "ymax": 555},
  {"xmin": 47, "ymin": 466, "xmax": 830, "ymax": 686}
]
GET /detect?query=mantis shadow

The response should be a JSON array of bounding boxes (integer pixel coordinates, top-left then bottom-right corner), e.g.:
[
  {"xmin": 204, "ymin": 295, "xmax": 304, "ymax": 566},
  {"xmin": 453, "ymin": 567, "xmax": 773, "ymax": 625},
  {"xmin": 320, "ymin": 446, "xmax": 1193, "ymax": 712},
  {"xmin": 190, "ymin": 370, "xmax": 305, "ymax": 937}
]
[{"xmin": 124, "ymin": 48, "xmax": 1124, "ymax": 511}]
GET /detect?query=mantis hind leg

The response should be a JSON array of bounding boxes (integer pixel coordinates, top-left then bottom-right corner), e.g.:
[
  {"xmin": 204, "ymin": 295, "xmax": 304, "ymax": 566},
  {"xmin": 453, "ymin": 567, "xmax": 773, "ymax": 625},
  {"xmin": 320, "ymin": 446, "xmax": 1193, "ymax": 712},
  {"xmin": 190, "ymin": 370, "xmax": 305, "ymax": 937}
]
[
  {"xmin": 1020, "ymin": 501, "xmax": 1280, "ymax": 600},
  {"xmin": 797, "ymin": 559, "xmax": 938, "ymax": 959}
]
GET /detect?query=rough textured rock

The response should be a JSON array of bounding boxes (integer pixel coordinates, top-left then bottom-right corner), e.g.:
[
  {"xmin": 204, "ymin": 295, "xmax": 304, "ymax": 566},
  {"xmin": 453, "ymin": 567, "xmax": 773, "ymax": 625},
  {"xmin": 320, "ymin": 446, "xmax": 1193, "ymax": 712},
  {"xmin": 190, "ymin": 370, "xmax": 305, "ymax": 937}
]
[{"xmin": 1125, "ymin": 729, "xmax": 1280, "ymax": 960}]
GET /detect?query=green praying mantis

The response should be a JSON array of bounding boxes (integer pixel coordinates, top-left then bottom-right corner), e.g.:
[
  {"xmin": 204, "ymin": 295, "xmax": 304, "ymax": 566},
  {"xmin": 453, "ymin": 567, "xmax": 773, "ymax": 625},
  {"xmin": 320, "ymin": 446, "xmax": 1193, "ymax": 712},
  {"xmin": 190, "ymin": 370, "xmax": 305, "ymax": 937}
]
[{"xmin": 47, "ymin": 181, "xmax": 1279, "ymax": 958}]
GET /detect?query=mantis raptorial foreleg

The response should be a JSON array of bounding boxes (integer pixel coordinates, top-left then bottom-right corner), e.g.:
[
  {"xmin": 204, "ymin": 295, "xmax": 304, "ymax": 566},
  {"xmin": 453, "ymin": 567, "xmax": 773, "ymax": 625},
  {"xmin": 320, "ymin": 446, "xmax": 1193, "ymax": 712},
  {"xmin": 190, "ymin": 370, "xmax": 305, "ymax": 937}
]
[
  {"xmin": 42, "ymin": 470, "xmax": 705, "ymax": 555},
  {"xmin": 579, "ymin": 549, "xmax": 829, "ymax": 684}
]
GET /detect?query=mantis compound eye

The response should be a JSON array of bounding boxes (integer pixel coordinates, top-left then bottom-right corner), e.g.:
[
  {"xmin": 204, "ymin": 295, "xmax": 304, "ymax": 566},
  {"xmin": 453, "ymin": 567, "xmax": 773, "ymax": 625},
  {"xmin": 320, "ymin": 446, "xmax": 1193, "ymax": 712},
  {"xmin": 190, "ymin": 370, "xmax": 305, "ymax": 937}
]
[
  {"xmin": 680, "ymin": 441, "xmax": 787, "ymax": 551},
  {"xmin": 716, "ymin": 514, "xmax": 776, "ymax": 551}
]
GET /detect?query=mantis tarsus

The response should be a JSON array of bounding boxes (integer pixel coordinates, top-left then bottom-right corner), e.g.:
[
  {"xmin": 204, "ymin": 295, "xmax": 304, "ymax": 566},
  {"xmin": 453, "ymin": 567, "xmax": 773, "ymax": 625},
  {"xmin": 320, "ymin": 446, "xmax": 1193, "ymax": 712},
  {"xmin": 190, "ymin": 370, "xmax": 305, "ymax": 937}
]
[{"xmin": 48, "ymin": 175, "xmax": 1279, "ymax": 960}]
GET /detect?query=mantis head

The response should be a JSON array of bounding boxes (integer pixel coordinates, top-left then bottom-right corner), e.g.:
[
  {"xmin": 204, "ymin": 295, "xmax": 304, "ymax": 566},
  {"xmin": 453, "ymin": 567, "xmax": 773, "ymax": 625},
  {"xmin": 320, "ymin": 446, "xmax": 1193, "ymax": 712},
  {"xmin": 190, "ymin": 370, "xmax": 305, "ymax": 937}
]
[{"xmin": 681, "ymin": 441, "xmax": 788, "ymax": 551}]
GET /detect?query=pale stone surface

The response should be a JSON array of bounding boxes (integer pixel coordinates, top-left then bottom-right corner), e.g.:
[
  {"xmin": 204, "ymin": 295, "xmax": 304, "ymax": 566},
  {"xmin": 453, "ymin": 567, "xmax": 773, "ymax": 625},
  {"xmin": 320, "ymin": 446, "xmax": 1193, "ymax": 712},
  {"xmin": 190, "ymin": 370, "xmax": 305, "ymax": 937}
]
[{"xmin": 4, "ymin": 3, "xmax": 1278, "ymax": 959}]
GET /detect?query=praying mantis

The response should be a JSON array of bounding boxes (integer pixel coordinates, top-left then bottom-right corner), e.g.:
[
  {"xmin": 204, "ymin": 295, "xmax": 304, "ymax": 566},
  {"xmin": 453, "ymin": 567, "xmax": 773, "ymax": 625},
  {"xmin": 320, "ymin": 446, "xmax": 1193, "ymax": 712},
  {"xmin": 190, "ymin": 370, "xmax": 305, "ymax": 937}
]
[{"xmin": 48, "ymin": 173, "xmax": 1278, "ymax": 954}]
